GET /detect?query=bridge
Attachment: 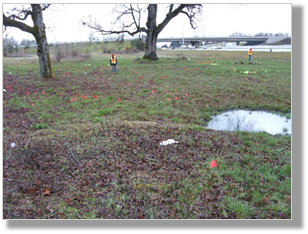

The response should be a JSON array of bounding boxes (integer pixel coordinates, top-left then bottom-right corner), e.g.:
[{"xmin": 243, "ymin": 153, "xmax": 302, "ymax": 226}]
[{"xmin": 157, "ymin": 36, "xmax": 288, "ymax": 46}]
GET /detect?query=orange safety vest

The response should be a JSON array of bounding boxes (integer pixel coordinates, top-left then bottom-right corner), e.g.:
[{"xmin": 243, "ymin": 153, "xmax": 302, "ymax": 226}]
[
  {"xmin": 248, "ymin": 49, "xmax": 252, "ymax": 55},
  {"xmin": 110, "ymin": 57, "xmax": 117, "ymax": 65}
]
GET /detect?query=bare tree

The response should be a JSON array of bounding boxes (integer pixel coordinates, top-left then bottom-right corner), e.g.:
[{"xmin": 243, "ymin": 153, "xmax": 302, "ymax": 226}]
[
  {"xmin": 3, "ymin": 4, "xmax": 53, "ymax": 78},
  {"xmin": 82, "ymin": 4, "xmax": 202, "ymax": 60},
  {"xmin": 3, "ymin": 35, "xmax": 19, "ymax": 53},
  {"xmin": 20, "ymin": 39, "xmax": 37, "ymax": 47}
]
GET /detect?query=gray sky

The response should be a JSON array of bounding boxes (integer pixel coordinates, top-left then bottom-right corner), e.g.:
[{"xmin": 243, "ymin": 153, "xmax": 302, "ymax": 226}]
[{"xmin": 3, "ymin": 2, "xmax": 292, "ymax": 44}]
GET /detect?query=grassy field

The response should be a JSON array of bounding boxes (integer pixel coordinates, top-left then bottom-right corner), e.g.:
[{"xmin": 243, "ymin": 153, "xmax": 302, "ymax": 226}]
[{"xmin": 2, "ymin": 47, "xmax": 291, "ymax": 219}]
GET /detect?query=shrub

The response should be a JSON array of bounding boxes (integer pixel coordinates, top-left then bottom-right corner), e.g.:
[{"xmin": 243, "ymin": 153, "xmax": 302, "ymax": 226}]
[
  {"xmin": 101, "ymin": 45, "xmax": 108, "ymax": 54},
  {"xmin": 130, "ymin": 39, "xmax": 145, "ymax": 51},
  {"xmin": 81, "ymin": 53, "xmax": 91, "ymax": 60},
  {"xmin": 55, "ymin": 49, "xmax": 64, "ymax": 62},
  {"xmin": 71, "ymin": 50, "xmax": 78, "ymax": 57}
]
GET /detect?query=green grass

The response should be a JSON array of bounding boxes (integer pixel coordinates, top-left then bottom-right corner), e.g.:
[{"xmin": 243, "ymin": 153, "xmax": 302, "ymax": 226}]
[
  {"xmin": 2, "ymin": 48, "xmax": 291, "ymax": 219},
  {"xmin": 30, "ymin": 123, "xmax": 49, "ymax": 130}
]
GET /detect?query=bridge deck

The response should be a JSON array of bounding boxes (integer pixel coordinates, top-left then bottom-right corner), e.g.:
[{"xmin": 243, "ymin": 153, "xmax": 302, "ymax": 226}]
[{"xmin": 157, "ymin": 37, "xmax": 270, "ymax": 43}]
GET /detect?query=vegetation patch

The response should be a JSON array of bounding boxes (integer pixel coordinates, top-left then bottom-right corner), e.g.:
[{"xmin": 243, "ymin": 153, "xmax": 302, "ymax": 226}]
[
  {"xmin": 3, "ymin": 48, "xmax": 291, "ymax": 219},
  {"xmin": 30, "ymin": 123, "xmax": 49, "ymax": 130}
]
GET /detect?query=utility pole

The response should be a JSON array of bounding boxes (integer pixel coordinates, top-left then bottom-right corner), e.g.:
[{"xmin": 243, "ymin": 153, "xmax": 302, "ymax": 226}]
[{"xmin": 182, "ymin": 14, "xmax": 184, "ymax": 52}]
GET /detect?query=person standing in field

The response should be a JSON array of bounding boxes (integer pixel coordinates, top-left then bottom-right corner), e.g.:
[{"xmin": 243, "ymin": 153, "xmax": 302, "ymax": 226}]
[
  {"xmin": 110, "ymin": 54, "xmax": 117, "ymax": 74},
  {"xmin": 248, "ymin": 48, "xmax": 253, "ymax": 61}
]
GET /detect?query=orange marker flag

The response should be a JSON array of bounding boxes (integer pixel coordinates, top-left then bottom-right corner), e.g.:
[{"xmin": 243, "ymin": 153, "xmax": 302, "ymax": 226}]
[{"xmin": 210, "ymin": 159, "xmax": 217, "ymax": 168}]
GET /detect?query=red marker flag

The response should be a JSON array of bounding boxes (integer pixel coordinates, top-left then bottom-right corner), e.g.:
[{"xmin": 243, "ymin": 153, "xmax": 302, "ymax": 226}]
[{"xmin": 210, "ymin": 159, "xmax": 217, "ymax": 168}]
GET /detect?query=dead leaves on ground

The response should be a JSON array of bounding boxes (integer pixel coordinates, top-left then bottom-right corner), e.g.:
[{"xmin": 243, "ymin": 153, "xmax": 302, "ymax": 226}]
[{"xmin": 2, "ymin": 120, "xmax": 291, "ymax": 219}]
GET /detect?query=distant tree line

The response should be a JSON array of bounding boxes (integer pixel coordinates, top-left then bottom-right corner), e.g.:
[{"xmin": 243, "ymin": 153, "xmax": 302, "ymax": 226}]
[
  {"xmin": 3, "ymin": 35, "xmax": 37, "ymax": 54},
  {"xmin": 229, "ymin": 32, "xmax": 290, "ymax": 37}
]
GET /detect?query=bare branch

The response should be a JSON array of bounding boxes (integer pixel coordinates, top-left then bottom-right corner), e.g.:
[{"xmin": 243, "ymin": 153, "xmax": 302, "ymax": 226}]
[
  {"xmin": 168, "ymin": 4, "xmax": 174, "ymax": 13},
  {"xmin": 4, "ymin": 4, "xmax": 51, "ymax": 21},
  {"xmin": 4, "ymin": 5, "xmax": 32, "ymax": 21},
  {"xmin": 3, "ymin": 13, "xmax": 35, "ymax": 35},
  {"xmin": 180, "ymin": 4, "xmax": 202, "ymax": 29},
  {"xmin": 129, "ymin": 4, "xmax": 140, "ymax": 31},
  {"xmin": 82, "ymin": 17, "xmax": 143, "ymax": 36},
  {"xmin": 81, "ymin": 4, "xmax": 148, "ymax": 36}
]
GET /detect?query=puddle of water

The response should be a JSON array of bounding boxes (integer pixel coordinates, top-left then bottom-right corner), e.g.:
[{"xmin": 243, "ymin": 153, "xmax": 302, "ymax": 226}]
[{"xmin": 207, "ymin": 110, "xmax": 291, "ymax": 135}]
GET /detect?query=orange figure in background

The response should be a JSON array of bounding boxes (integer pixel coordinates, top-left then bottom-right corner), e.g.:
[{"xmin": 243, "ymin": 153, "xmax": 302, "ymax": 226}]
[
  {"xmin": 110, "ymin": 54, "xmax": 117, "ymax": 74},
  {"xmin": 248, "ymin": 48, "xmax": 253, "ymax": 61}
]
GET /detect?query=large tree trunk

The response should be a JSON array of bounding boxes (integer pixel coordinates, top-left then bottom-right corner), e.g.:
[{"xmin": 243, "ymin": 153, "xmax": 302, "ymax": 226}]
[
  {"xmin": 143, "ymin": 30, "xmax": 158, "ymax": 60},
  {"xmin": 31, "ymin": 5, "xmax": 53, "ymax": 78},
  {"xmin": 143, "ymin": 4, "xmax": 159, "ymax": 60},
  {"xmin": 3, "ymin": 4, "xmax": 53, "ymax": 78}
]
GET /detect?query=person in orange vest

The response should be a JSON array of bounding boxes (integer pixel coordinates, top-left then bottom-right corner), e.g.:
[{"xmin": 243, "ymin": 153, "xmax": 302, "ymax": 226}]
[
  {"xmin": 110, "ymin": 54, "xmax": 117, "ymax": 74},
  {"xmin": 248, "ymin": 48, "xmax": 252, "ymax": 61}
]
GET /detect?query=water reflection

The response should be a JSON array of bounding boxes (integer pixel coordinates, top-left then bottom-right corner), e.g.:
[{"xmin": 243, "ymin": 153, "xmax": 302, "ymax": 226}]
[{"xmin": 207, "ymin": 110, "xmax": 291, "ymax": 135}]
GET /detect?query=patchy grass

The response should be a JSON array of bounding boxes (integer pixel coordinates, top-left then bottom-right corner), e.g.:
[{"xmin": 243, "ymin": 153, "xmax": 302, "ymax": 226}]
[{"xmin": 2, "ymin": 49, "xmax": 291, "ymax": 219}]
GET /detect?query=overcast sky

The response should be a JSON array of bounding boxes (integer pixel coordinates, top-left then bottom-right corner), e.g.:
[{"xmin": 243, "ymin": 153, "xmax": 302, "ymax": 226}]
[{"xmin": 3, "ymin": 2, "xmax": 292, "ymax": 43}]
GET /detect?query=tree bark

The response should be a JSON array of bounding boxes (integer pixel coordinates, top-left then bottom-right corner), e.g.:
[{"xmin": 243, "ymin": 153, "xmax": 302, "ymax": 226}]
[
  {"xmin": 3, "ymin": 4, "xmax": 53, "ymax": 78},
  {"xmin": 143, "ymin": 4, "xmax": 159, "ymax": 60},
  {"xmin": 142, "ymin": 4, "xmax": 192, "ymax": 60},
  {"xmin": 31, "ymin": 5, "xmax": 53, "ymax": 78}
]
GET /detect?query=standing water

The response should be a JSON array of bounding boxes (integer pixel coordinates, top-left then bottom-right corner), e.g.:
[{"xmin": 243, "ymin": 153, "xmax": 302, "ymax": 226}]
[{"xmin": 207, "ymin": 110, "xmax": 291, "ymax": 135}]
